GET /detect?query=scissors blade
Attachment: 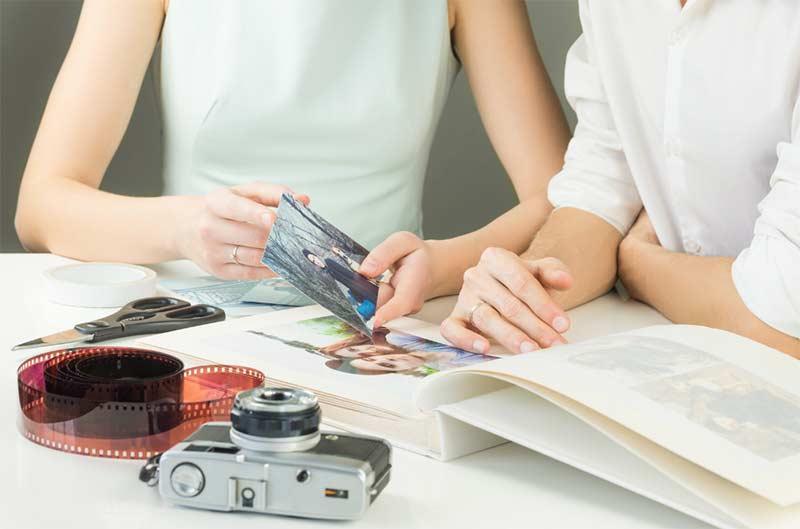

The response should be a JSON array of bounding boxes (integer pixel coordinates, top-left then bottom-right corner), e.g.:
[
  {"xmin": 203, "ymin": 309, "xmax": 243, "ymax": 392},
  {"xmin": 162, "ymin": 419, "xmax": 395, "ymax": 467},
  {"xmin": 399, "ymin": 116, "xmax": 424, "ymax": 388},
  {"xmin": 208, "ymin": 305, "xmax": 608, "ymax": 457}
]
[{"xmin": 12, "ymin": 329, "xmax": 94, "ymax": 351}]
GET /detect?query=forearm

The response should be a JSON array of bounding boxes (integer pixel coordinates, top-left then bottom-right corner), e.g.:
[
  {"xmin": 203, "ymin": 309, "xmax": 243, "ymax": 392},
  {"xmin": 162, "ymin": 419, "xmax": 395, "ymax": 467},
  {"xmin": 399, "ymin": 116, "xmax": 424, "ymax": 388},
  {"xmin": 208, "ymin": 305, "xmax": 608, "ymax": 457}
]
[
  {"xmin": 619, "ymin": 242, "xmax": 800, "ymax": 357},
  {"xmin": 523, "ymin": 207, "xmax": 623, "ymax": 309},
  {"xmin": 426, "ymin": 195, "xmax": 552, "ymax": 297},
  {"xmin": 16, "ymin": 177, "xmax": 194, "ymax": 263}
]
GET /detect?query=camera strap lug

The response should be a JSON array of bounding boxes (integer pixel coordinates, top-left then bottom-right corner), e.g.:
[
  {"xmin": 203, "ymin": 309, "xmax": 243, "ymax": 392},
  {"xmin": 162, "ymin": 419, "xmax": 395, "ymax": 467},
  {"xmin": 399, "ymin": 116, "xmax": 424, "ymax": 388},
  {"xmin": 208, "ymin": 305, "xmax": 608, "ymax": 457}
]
[{"xmin": 139, "ymin": 454, "xmax": 162, "ymax": 486}]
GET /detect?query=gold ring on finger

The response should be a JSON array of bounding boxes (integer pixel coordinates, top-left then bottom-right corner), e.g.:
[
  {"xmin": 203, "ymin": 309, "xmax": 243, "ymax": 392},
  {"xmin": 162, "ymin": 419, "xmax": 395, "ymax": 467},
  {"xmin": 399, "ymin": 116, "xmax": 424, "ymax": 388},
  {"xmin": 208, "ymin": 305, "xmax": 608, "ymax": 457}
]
[
  {"xmin": 467, "ymin": 301, "xmax": 488, "ymax": 328},
  {"xmin": 231, "ymin": 245, "xmax": 242, "ymax": 265}
]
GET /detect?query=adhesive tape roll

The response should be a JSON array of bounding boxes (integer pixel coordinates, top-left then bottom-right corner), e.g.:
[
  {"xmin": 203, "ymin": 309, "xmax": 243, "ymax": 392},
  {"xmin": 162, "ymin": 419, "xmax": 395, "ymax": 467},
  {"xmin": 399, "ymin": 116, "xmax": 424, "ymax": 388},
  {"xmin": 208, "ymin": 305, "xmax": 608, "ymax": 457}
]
[
  {"xmin": 17, "ymin": 346, "xmax": 265, "ymax": 459},
  {"xmin": 43, "ymin": 263, "xmax": 158, "ymax": 308}
]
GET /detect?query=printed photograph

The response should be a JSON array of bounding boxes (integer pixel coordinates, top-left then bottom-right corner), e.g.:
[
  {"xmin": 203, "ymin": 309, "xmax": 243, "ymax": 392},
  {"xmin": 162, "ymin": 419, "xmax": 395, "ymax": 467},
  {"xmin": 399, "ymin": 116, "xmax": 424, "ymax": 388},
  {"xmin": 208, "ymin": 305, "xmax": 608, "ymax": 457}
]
[
  {"xmin": 241, "ymin": 277, "xmax": 315, "ymax": 307},
  {"xmin": 635, "ymin": 364, "xmax": 800, "ymax": 462},
  {"xmin": 262, "ymin": 194, "xmax": 379, "ymax": 336},
  {"xmin": 566, "ymin": 336, "xmax": 720, "ymax": 387},
  {"xmin": 247, "ymin": 315, "xmax": 498, "ymax": 378}
]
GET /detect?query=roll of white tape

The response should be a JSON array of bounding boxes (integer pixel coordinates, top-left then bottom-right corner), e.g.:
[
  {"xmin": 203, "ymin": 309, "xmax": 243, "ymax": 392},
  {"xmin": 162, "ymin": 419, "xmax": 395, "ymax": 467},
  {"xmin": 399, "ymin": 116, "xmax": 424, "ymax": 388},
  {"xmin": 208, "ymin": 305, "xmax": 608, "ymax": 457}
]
[{"xmin": 43, "ymin": 263, "xmax": 158, "ymax": 308}]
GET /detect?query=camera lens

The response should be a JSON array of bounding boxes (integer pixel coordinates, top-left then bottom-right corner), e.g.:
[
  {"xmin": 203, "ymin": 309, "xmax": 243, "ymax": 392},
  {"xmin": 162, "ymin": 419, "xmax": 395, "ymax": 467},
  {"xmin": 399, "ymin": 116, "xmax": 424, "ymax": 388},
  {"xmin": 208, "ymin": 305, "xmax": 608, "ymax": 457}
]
[
  {"xmin": 170, "ymin": 463, "xmax": 205, "ymax": 497},
  {"xmin": 230, "ymin": 387, "xmax": 322, "ymax": 453},
  {"xmin": 259, "ymin": 389, "xmax": 291, "ymax": 402},
  {"xmin": 296, "ymin": 469, "xmax": 310, "ymax": 483}
]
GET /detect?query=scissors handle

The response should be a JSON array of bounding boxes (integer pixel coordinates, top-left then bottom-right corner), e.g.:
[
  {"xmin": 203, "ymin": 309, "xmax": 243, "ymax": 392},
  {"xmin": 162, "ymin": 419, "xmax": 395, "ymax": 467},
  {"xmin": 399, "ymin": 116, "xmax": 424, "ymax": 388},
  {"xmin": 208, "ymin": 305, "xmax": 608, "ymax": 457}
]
[{"xmin": 75, "ymin": 297, "xmax": 226, "ymax": 342}]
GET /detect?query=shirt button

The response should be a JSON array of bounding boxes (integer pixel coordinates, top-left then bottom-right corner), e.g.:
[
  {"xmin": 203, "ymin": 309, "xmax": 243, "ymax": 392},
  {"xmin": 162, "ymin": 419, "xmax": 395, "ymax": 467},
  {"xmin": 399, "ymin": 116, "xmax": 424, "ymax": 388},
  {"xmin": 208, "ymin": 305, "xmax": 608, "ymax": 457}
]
[{"xmin": 684, "ymin": 239, "xmax": 702, "ymax": 255}]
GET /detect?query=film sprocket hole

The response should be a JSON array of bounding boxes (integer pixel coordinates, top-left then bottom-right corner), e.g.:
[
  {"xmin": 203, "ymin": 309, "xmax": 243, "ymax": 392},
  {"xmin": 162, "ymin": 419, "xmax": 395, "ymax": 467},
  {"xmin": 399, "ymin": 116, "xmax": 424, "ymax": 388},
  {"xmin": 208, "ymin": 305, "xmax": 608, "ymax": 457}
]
[{"xmin": 140, "ymin": 387, "xmax": 391, "ymax": 520}]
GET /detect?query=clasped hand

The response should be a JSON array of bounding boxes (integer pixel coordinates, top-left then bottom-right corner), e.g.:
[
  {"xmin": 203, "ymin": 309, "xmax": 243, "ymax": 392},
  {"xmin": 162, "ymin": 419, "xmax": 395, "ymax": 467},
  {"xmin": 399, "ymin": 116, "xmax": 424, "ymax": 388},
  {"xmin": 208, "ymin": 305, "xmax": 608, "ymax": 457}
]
[{"xmin": 440, "ymin": 248, "xmax": 573, "ymax": 354}]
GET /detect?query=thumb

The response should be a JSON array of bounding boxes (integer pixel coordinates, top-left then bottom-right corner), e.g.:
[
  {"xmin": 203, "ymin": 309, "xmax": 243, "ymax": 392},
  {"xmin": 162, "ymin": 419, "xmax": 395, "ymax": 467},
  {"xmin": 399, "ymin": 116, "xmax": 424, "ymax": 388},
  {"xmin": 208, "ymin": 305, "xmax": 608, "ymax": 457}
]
[
  {"xmin": 360, "ymin": 231, "xmax": 419, "ymax": 278},
  {"xmin": 527, "ymin": 257, "xmax": 573, "ymax": 291}
]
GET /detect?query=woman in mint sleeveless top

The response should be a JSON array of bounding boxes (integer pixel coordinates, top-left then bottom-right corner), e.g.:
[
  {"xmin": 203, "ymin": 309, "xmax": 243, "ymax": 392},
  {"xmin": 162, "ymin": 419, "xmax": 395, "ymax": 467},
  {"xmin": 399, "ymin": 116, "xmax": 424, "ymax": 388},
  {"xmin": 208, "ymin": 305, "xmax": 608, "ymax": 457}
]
[{"xmin": 17, "ymin": 0, "xmax": 570, "ymax": 325}]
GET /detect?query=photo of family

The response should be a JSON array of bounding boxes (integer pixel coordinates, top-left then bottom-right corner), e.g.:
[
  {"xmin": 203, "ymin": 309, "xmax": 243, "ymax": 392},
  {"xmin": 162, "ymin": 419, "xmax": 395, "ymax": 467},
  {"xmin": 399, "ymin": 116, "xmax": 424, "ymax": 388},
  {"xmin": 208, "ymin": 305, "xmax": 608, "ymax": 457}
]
[
  {"xmin": 635, "ymin": 364, "xmax": 800, "ymax": 462},
  {"xmin": 247, "ymin": 315, "xmax": 498, "ymax": 378},
  {"xmin": 566, "ymin": 337, "xmax": 720, "ymax": 387},
  {"xmin": 262, "ymin": 194, "xmax": 379, "ymax": 336}
]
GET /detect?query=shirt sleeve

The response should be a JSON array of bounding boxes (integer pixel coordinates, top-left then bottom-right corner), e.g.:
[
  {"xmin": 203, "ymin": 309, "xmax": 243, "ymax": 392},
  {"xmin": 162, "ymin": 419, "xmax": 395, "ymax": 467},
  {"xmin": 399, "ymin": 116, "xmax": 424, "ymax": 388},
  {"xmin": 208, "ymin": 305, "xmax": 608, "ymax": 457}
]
[
  {"xmin": 547, "ymin": 32, "xmax": 642, "ymax": 234},
  {"xmin": 731, "ymin": 95, "xmax": 800, "ymax": 338}
]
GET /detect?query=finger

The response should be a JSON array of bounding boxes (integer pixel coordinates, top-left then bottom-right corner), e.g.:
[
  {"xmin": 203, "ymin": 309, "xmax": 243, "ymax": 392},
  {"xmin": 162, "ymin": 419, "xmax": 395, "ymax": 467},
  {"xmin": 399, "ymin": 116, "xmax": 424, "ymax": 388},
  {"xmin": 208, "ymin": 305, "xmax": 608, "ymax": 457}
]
[
  {"xmin": 218, "ymin": 245, "xmax": 265, "ymax": 268},
  {"xmin": 481, "ymin": 249, "xmax": 570, "ymax": 334},
  {"xmin": 231, "ymin": 182, "xmax": 296, "ymax": 207},
  {"xmin": 293, "ymin": 193, "xmax": 311, "ymax": 206},
  {"xmin": 201, "ymin": 217, "xmax": 271, "ymax": 249},
  {"xmin": 207, "ymin": 188, "xmax": 276, "ymax": 227},
  {"xmin": 214, "ymin": 263, "xmax": 277, "ymax": 281},
  {"xmin": 526, "ymin": 257, "xmax": 573, "ymax": 291},
  {"xmin": 466, "ymin": 302, "xmax": 539, "ymax": 355},
  {"xmin": 359, "ymin": 231, "xmax": 419, "ymax": 278},
  {"xmin": 373, "ymin": 278, "xmax": 425, "ymax": 328},
  {"xmin": 466, "ymin": 271, "xmax": 566, "ymax": 348},
  {"xmin": 440, "ymin": 316, "xmax": 490, "ymax": 354},
  {"xmin": 376, "ymin": 283, "xmax": 395, "ymax": 310}
]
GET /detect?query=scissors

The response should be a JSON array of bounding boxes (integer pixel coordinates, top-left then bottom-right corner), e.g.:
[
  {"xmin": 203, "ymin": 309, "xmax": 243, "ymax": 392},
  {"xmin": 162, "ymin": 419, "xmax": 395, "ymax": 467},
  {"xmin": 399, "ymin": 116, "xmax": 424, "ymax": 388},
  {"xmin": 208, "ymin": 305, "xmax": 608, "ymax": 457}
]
[{"xmin": 12, "ymin": 296, "xmax": 225, "ymax": 351}]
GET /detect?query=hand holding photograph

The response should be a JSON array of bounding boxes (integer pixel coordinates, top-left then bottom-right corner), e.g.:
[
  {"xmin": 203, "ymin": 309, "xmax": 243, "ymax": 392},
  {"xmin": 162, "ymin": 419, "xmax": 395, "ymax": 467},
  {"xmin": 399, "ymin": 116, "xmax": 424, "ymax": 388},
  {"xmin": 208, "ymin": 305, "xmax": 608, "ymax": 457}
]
[{"xmin": 262, "ymin": 194, "xmax": 378, "ymax": 336}]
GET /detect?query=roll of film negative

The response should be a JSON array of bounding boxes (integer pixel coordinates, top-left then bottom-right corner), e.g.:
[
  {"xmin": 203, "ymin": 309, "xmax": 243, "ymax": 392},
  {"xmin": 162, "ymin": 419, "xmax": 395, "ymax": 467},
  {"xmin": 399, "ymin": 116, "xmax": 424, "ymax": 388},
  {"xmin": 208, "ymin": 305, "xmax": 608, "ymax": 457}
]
[{"xmin": 17, "ymin": 346, "xmax": 265, "ymax": 459}]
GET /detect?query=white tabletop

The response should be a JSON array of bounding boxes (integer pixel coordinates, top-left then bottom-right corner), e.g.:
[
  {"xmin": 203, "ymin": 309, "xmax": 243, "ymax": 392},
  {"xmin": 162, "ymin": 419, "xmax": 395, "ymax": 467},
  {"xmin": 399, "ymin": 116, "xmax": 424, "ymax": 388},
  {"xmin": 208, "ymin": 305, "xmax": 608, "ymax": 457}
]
[{"xmin": 1, "ymin": 254, "xmax": 712, "ymax": 529}]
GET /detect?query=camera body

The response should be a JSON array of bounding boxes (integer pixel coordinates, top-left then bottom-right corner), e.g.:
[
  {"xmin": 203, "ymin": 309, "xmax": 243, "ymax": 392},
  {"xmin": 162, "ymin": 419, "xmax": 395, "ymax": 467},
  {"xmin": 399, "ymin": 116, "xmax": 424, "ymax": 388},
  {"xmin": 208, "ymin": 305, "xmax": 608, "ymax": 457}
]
[{"xmin": 153, "ymin": 388, "xmax": 391, "ymax": 520}]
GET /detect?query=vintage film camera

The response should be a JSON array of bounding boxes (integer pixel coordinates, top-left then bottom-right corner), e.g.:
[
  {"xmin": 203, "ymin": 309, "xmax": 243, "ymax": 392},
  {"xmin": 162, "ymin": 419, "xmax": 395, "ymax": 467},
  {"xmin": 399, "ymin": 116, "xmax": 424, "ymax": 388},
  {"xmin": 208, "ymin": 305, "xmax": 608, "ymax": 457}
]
[{"xmin": 141, "ymin": 387, "xmax": 391, "ymax": 520}]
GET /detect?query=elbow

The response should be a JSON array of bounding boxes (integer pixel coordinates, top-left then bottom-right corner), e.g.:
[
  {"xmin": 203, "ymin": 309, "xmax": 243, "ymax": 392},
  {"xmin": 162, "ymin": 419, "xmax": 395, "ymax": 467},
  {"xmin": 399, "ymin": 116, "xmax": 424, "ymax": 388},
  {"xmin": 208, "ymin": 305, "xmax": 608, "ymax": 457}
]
[{"xmin": 14, "ymin": 186, "xmax": 48, "ymax": 253}]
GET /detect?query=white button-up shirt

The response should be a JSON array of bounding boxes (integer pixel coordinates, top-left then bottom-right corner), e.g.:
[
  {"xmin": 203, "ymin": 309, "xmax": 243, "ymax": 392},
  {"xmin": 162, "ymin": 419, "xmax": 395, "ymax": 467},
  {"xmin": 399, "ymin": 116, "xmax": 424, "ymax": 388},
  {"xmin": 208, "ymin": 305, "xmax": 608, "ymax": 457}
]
[{"xmin": 548, "ymin": 0, "xmax": 800, "ymax": 338}]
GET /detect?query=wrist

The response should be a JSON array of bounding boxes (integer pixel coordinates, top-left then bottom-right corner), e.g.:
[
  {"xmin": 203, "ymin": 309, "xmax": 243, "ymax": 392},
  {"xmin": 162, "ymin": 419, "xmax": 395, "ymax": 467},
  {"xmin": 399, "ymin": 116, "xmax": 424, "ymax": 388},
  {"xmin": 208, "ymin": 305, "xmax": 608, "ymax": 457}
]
[
  {"xmin": 425, "ymin": 238, "xmax": 463, "ymax": 298},
  {"xmin": 618, "ymin": 237, "xmax": 662, "ymax": 301},
  {"xmin": 166, "ymin": 195, "xmax": 204, "ymax": 260}
]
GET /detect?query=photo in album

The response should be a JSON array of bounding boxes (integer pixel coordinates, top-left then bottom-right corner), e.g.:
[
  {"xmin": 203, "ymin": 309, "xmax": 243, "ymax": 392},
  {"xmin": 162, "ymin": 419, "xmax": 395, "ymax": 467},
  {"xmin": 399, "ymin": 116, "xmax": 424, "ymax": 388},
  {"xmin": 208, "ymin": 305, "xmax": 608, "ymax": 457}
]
[
  {"xmin": 262, "ymin": 194, "xmax": 378, "ymax": 336},
  {"xmin": 249, "ymin": 315, "xmax": 498, "ymax": 378},
  {"xmin": 566, "ymin": 336, "xmax": 800, "ymax": 462}
]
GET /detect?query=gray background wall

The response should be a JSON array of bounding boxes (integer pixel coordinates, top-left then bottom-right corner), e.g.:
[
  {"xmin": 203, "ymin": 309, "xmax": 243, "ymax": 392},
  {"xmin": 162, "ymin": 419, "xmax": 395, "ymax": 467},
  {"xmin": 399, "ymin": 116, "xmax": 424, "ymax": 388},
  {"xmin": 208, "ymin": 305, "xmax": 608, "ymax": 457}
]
[{"xmin": 0, "ymin": 0, "xmax": 580, "ymax": 252}]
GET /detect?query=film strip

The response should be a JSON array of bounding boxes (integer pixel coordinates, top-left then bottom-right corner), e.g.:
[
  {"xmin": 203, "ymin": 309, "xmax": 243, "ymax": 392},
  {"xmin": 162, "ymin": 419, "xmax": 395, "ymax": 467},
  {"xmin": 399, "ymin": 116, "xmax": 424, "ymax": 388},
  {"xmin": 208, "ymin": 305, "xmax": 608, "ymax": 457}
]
[{"xmin": 17, "ymin": 346, "xmax": 264, "ymax": 459}]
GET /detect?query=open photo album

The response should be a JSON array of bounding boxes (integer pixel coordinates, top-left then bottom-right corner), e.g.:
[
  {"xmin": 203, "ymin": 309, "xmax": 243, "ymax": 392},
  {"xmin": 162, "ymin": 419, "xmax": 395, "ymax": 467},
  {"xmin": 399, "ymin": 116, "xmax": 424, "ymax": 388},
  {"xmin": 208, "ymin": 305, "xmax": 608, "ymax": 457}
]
[{"xmin": 141, "ymin": 305, "xmax": 800, "ymax": 529}]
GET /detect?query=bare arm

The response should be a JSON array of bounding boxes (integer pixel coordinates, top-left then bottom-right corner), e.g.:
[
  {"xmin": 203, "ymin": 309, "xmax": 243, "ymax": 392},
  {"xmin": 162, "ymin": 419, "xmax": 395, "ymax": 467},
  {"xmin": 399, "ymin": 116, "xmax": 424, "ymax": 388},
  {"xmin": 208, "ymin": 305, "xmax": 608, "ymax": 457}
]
[
  {"xmin": 362, "ymin": 0, "xmax": 570, "ymax": 324},
  {"xmin": 439, "ymin": 20, "xmax": 639, "ymax": 353},
  {"xmin": 15, "ymin": 0, "xmax": 295, "ymax": 278},
  {"xmin": 440, "ymin": 207, "xmax": 620, "ymax": 354},
  {"xmin": 427, "ymin": 0, "xmax": 571, "ymax": 295},
  {"xmin": 15, "ymin": 0, "xmax": 175, "ymax": 262},
  {"xmin": 618, "ymin": 213, "xmax": 800, "ymax": 357},
  {"xmin": 523, "ymin": 207, "xmax": 622, "ymax": 309}
]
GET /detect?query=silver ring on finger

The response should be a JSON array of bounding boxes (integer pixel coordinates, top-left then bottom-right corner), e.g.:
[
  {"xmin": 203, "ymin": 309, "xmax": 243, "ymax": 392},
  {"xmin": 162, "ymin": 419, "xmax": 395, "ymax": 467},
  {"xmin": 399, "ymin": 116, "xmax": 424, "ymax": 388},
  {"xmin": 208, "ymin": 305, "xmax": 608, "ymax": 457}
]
[
  {"xmin": 231, "ymin": 244, "xmax": 242, "ymax": 265},
  {"xmin": 467, "ymin": 301, "xmax": 488, "ymax": 328}
]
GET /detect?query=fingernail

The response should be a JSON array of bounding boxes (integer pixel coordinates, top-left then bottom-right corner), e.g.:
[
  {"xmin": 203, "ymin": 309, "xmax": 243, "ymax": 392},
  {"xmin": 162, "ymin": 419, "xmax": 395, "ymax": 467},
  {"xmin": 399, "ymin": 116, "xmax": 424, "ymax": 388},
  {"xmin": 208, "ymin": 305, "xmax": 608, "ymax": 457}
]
[
  {"xmin": 473, "ymin": 340, "xmax": 488, "ymax": 354},
  {"xmin": 262, "ymin": 213, "xmax": 273, "ymax": 227},
  {"xmin": 520, "ymin": 341, "xmax": 537, "ymax": 354},
  {"xmin": 553, "ymin": 316, "xmax": 570, "ymax": 333},
  {"xmin": 360, "ymin": 258, "xmax": 376, "ymax": 272}
]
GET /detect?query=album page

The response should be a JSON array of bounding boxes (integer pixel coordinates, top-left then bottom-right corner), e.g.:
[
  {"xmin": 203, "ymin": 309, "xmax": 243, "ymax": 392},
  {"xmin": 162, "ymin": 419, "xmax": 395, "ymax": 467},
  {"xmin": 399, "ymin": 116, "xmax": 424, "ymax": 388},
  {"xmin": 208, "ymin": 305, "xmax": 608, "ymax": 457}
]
[
  {"xmin": 419, "ymin": 324, "xmax": 800, "ymax": 508},
  {"xmin": 141, "ymin": 305, "xmax": 502, "ymax": 420}
]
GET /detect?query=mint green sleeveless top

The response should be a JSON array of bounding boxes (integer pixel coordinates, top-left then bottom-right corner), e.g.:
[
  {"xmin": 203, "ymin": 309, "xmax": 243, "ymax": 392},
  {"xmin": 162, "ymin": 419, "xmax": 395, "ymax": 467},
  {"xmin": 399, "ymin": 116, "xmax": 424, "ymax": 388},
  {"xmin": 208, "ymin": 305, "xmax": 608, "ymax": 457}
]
[{"xmin": 160, "ymin": 0, "xmax": 458, "ymax": 249}]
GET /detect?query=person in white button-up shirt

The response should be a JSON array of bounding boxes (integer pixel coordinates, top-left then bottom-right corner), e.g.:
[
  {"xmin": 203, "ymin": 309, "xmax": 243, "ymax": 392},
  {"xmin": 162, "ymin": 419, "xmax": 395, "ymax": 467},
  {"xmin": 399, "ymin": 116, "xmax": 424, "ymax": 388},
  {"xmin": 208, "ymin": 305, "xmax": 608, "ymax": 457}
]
[{"xmin": 440, "ymin": 0, "xmax": 800, "ymax": 358}]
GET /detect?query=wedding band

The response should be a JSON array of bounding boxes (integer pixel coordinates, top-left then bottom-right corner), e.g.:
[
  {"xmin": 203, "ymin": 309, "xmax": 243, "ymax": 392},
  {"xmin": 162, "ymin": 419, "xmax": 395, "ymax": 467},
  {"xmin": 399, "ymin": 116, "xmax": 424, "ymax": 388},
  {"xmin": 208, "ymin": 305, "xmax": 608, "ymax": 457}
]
[
  {"xmin": 231, "ymin": 245, "xmax": 242, "ymax": 265},
  {"xmin": 467, "ymin": 301, "xmax": 488, "ymax": 328}
]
